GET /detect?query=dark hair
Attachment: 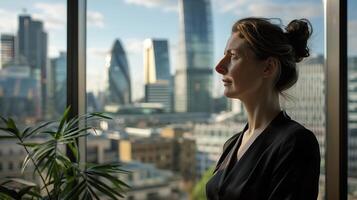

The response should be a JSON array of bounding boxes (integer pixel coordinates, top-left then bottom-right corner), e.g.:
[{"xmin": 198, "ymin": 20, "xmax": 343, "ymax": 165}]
[{"xmin": 231, "ymin": 17, "xmax": 312, "ymax": 93}]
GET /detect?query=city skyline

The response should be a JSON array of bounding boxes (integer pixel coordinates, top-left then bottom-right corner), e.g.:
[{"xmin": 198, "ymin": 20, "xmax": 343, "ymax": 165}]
[{"xmin": 0, "ymin": 0, "xmax": 325, "ymax": 101}]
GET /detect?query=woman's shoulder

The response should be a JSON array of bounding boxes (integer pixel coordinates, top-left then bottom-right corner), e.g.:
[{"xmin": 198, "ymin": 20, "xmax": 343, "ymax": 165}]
[
  {"xmin": 274, "ymin": 119, "xmax": 320, "ymax": 155},
  {"xmin": 279, "ymin": 119, "xmax": 317, "ymax": 140}
]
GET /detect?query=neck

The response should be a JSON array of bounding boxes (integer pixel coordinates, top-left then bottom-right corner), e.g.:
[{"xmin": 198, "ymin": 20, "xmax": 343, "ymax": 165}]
[{"xmin": 241, "ymin": 91, "xmax": 281, "ymax": 136}]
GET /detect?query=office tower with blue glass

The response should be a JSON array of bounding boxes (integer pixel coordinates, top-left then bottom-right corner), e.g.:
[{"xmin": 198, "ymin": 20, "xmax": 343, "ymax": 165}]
[
  {"xmin": 49, "ymin": 52, "xmax": 67, "ymax": 116},
  {"xmin": 0, "ymin": 34, "xmax": 15, "ymax": 69},
  {"xmin": 17, "ymin": 14, "xmax": 48, "ymax": 117},
  {"xmin": 348, "ymin": 56, "xmax": 357, "ymax": 178},
  {"xmin": 175, "ymin": 0, "xmax": 214, "ymax": 113},
  {"xmin": 143, "ymin": 39, "xmax": 172, "ymax": 112},
  {"xmin": 107, "ymin": 39, "xmax": 131, "ymax": 105}
]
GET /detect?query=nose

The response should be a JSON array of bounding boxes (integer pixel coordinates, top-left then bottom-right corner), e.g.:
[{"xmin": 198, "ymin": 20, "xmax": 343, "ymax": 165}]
[{"xmin": 215, "ymin": 59, "xmax": 228, "ymax": 75}]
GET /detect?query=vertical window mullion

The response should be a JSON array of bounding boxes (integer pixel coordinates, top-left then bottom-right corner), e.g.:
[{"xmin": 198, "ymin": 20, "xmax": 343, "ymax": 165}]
[
  {"xmin": 325, "ymin": 0, "xmax": 347, "ymax": 199},
  {"xmin": 67, "ymin": 0, "xmax": 87, "ymax": 163}
]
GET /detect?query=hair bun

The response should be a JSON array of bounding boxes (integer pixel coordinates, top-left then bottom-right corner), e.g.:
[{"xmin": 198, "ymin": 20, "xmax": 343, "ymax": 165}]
[{"xmin": 285, "ymin": 19, "xmax": 313, "ymax": 62}]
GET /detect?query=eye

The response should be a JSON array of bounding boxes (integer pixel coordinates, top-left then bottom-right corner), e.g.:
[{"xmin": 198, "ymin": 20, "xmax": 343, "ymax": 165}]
[{"xmin": 230, "ymin": 53, "xmax": 239, "ymax": 60}]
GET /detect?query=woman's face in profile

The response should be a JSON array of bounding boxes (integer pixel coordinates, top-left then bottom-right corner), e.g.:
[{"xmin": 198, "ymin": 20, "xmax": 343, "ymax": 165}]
[{"xmin": 215, "ymin": 33, "xmax": 266, "ymax": 100}]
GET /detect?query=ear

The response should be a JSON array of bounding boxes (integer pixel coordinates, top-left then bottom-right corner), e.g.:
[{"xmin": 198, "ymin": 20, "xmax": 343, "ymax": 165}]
[{"xmin": 262, "ymin": 57, "xmax": 280, "ymax": 78}]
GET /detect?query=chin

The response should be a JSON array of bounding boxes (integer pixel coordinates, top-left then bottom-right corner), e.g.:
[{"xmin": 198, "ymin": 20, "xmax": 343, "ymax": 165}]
[{"xmin": 224, "ymin": 90, "xmax": 240, "ymax": 99}]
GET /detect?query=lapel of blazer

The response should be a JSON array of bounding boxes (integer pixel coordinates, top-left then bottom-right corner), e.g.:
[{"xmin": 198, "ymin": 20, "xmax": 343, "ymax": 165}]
[
  {"xmin": 217, "ymin": 124, "xmax": 248, "ymax": 189},
  {"xmin": 218, "ymin": 110, "xmax": 291, "ymax": 195}
]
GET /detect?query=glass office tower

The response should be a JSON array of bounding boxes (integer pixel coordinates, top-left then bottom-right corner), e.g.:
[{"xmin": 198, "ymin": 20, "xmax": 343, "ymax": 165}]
[{"xmin": 175, "ymin": 0, "xmax": 214, "ymax": 113}]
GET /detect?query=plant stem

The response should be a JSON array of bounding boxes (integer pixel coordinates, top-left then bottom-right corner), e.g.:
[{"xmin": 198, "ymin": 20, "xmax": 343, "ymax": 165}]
[{"xmin": 18, "ymin": 137, "xmax": 52, "ymax": 199}]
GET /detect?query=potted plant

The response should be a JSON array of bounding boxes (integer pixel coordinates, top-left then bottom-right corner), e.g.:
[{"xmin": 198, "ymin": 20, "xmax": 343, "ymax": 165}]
[{"xmin": 0, "ymin": 107, "xmax": 130, "ymax": 200}]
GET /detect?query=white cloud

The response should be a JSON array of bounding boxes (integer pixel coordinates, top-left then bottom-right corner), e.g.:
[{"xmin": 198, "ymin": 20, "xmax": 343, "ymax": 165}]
[
  {"xmin": 124, "ymin": 0, "xmax": 178, "ymax": 12},
  {"xmin": 87, "ymin": 11, "xmax": 105, "ymax": 28},
  {"xmin": 32, "ymin": 3, "xmax": 105, "ymax": 30},
  {"xmin": 246, "ymin": 3, "xmax": 323, "ymax": 20},
  {"xmin": 212, "ymin": 0, "xmax": 323, "ymax": 21},
  {"xmin": 213, "ymin": 0, "xmax": 248, "ymax": 13},
  {"xmin": 88, "ymin": 47, "xmax": 109, "ymax": 58},
  {"xmin": 0, "ymin": 9, "xmax": 18, "ymax": 33},
  {"xmin": 33, "ymin": 3, "xmax": 66, "ymax": 30},
  {"xmin": 87, "ymin": 47, "xmax": 110, "ymax": 93},
  {"xmin": 123, "ymin": 38, "xmax": 144, "ymax": 54}
]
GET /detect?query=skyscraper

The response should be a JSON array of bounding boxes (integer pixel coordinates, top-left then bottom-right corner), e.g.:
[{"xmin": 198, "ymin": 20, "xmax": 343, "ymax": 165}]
[
  {"xmin": 49, "ymin": 52, "xmax": 66, "ymax": 116},
  {"xmin": 0, "ymin": 64, "xmax": 41, "ymax": 120},
  {"xmin": 348, "ymin": 56, "xmax": 357, "ymax": 177},
  {"xmin": 18, "ymin": 15, "xmax": 47, "ymax": 72},
  {"xmin": 143, "ymin": 39, "xmax": 172, "ymax": 111},
  {"xmin": 175, "ymin": 0, "xmax": 214, "ymax": 113},
  {"xmin": 280, "ymin": 55, "xmax": 325, "ymax": 174},
  {"xmin": 17, "ymin": 14, "xmax": 48, "ymax": 117},
  {"xmin": 107, "ymin": 39, "xmax": 131, "ymax": 105},
  {"xmin": 0, "ymin": 34, "xmax": 15, "ymax": 68},
  {"xmin": 143, "ymin": 39, "xmax": 171, "ymax": 84}
]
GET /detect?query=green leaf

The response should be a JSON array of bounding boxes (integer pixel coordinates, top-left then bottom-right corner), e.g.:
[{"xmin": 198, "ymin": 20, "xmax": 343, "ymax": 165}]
[
  {"xmin": 5, "ymin": 178, "xmax": 37, "ymax": 187},
  {"xmin": 0, "ymin": 127, "xmax": 17, "ymax": 135},
  {"xmin": 7, "ymin": 118, "xmax": 20, "ymax": 137},
  {"xmin": 90, "ymin": 112, "xmax": 112, "ymax": 120},
  {"xmin": 87, "ymin": 171, "xmax": 130, "ymax": 190},
  {"xmin": 62, "ymin": 179, "xmax": 86, "ymax": 200},
  {"xmin": 21, "ymin": 154, "xmax": 33, "ymax": 174},
  {"xmin": 0, "ymin": 116, "xmax": 7, "ymax": 124},
  {"xmin": 87, "ymin": 185, "xmax": 100, "ymax": 200},
  {"xmin": 18, "ymin": 186, "xmax": 37, "ymax": 198},
  {"xmin": 25, "ymin": 189, "xmax": 42, "ymax": 199},
  {"xmin": 21, "ymin": 142, "xmax": 40, "ymax": 147},
  {"xmin": 87, "ymin": 177, "xmax": 121, "ymax": 199},
  {"xmin": 25, "ymin": 121, "xmax": 55, "ymax": 138},
  {"xmin": 58, "ymin": 106, "xmax": 71, "ymax": 134},
  {"xmin": 0, "ymin": 135, "xmax": 16, "ymax": 139},
  {"xmin": 0, "ymin": 185, "xmax": 18, "ymax": 199}
]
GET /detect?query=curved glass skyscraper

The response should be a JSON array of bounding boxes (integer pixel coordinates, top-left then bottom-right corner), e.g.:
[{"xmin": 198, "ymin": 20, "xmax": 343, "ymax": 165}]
[
  {"xmin": 107, "ymin": 39, "xmax": 131, "ymax": 105},
  {"xmin": 175, "ymin": 0, "xmax": 213, "ymax": 113}
]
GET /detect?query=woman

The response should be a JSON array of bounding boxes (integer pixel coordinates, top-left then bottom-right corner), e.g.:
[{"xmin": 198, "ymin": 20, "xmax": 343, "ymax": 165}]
[{"xmin": 206, "ymin": 17, "xmax": 321, "ymax": 200}]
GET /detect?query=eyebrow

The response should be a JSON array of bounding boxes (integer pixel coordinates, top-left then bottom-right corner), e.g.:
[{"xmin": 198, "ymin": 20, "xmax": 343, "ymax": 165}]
[{"xmin": 224, "ymin": 48, "xmax": 240, "ymax": 55}]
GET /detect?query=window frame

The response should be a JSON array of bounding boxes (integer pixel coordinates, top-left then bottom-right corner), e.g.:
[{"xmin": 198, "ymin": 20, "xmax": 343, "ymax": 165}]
[
  {"xmin": 66, "ymin": 0, "xmax": 87, "ymax": 164},
  {"xmin": 65, "ymin": 0, "xmax": 349, "ymax": 198},
  {"xmin": 325, "ymin": 0, "xmax": 348, "ymax": 199}
]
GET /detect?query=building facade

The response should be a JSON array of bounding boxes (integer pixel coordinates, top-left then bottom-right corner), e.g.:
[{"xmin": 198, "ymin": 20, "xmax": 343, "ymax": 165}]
[
  {"xmin": 0, "ymin": 65, "xmax": 41, "ymax": 121},
  {"xmin": 145, "ymin": 81, "xmax": 172, "ymax": 112},
  {"xmin": 119, "ymin": 132, "xmax": 196, "ymax": 183},
  {"xmin": 175, "ymin": 0, "xmax": 214, "ymax": 113},
  {"xmin": 49, "ymin": 52, "xmax": 66, "ymax": 117},
  {"xmin": 107, "ymin": 39, "xmax": 131, "ymax": 105},
  {"xmin": 17, "ymin": 15, "xmax": 47, "ymax": 117},
  {"xmin": 143, "ymin": 39, "xmax": 173, "ymax": 112},
  {"xmin": 0, "ymin": 34, "xmax": 15, "ymax": 68},
  {"xmin": 193, "ymin": 122, "xmax": 245, "ymax": 179},
  {"xmin": 348, "ymin": 56, "xmax": 357, "ymax": 177},
  {"xmin": 280, "ymin": 55, "xmax": 326, "ymax": 174},
  {"xmin": 143, "ymin": 39, "xmax": 171, "ymax": 84}
]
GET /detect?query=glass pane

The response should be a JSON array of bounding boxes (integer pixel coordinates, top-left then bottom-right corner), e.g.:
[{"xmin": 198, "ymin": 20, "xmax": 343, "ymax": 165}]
[
  {"xmin": 348, "ymin": 0, "xmax": 357, "ymax": 198},
  {"xmin": 86, "ymin": 0, "xmax": 325, "ymax": 199},
  {"xmin": 0, "ymin": 0, "xmax": 67, "ymax": 187}
]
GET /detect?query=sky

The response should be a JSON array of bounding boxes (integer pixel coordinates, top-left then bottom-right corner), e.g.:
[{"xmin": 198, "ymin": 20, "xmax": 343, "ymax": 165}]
[{"xmin": 0, "ymin": 0, "xmax": 326, "ymax": 101}]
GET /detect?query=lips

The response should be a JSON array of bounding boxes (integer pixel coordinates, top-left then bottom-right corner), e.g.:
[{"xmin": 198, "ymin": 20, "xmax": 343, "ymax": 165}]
[{"xmin": 222, "ymin": 78, "xmax": 232, "ymax": 86}]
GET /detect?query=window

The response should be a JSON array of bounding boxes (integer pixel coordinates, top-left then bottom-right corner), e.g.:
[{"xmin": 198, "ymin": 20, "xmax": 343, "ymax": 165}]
[
  {"xmin": 348, "ymin": 0, "xmax": 357, "ymax": 198},
  {"xmin": 85, "ymin": 0, "xmax": 325, "ymax": 198},
  {"xmin": 0, "ymin": 0, "xmax": 67, "ymax": 183}
]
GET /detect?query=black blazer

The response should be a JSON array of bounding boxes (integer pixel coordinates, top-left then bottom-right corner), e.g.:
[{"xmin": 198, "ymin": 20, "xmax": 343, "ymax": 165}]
[{"xmin": 206, "ymin": 110, "xmax": 321, "ymax": 200}]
